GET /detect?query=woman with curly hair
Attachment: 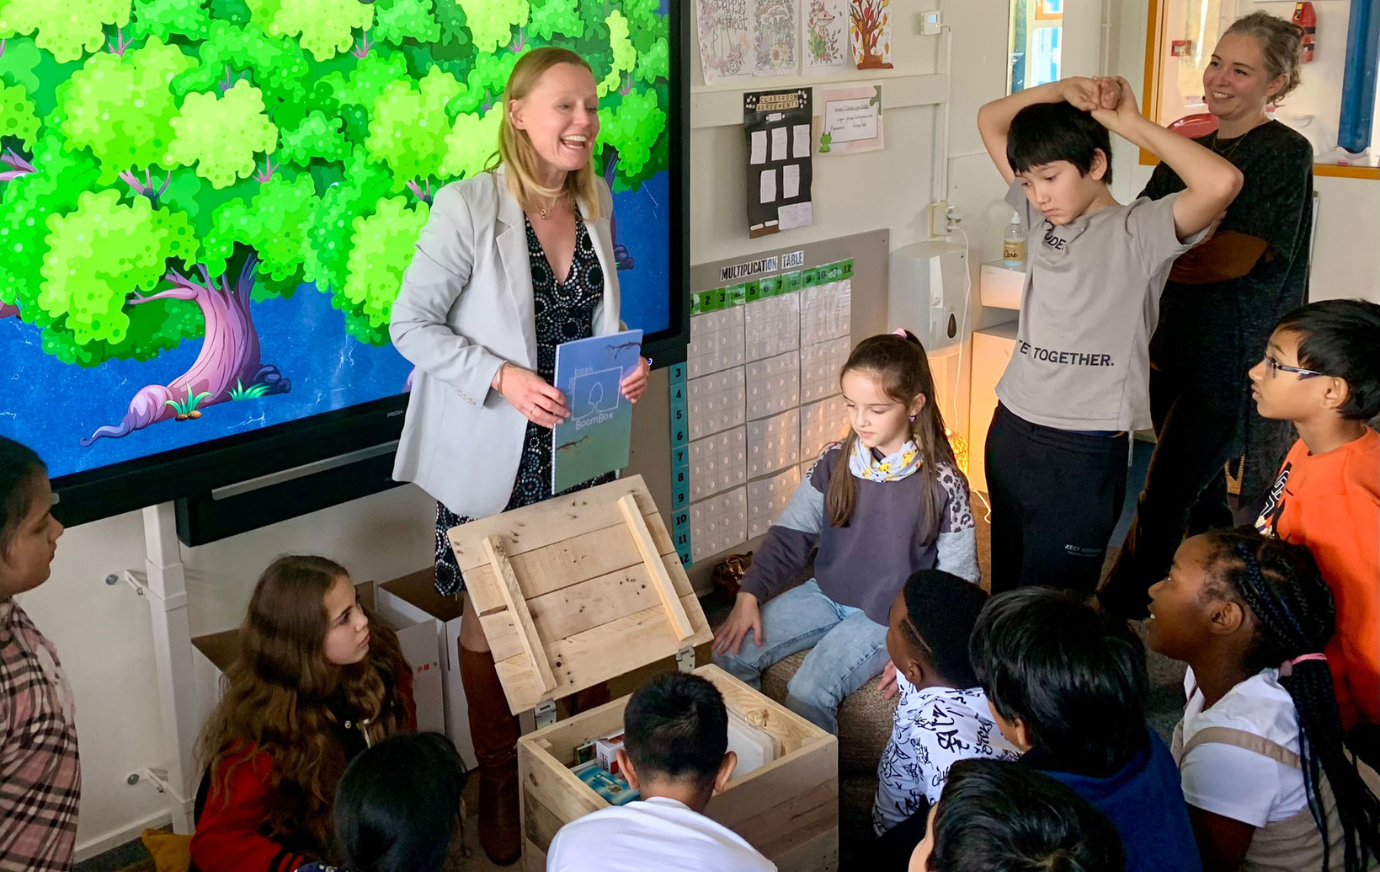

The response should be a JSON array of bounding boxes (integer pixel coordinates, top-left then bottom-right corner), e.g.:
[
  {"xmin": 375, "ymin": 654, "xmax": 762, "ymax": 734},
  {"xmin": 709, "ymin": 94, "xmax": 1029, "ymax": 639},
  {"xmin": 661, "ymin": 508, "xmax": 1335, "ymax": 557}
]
[{"xmin": 189, "ymin": 556, "xmax": 416, "ymax": 872}]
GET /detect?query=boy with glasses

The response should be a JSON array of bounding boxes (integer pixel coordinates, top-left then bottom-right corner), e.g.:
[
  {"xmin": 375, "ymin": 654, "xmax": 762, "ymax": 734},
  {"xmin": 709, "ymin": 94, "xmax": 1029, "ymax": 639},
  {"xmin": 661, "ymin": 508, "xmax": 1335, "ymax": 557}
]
[{"xmin": 1249, "ymin": 299, "xmax": 1380, "ymax": 764}]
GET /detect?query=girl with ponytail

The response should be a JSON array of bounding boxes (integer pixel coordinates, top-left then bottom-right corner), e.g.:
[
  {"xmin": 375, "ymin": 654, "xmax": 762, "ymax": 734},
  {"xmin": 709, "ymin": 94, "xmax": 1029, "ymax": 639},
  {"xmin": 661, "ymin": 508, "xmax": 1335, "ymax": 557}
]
[
  {"xmin": 1147, "ymin": 527, "xmax": 1380, "ymax": 871},
  {"xmin": 711, "ymin": 330, "xmax": 979, "ymax": 734}
]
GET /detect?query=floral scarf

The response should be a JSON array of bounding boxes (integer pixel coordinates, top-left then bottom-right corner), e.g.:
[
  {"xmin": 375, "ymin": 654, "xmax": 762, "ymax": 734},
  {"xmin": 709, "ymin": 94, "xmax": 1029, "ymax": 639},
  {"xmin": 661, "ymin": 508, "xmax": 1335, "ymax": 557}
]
[{"xmin": 848, "ymin": 437, "xmax": 922, "ymax": 482}]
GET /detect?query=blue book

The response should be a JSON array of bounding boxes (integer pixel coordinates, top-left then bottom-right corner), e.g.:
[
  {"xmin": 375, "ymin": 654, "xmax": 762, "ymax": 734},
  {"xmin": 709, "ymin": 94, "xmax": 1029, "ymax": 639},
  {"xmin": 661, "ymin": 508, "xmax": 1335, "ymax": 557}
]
[
  {"xmin": 551, "ymin": 329, "xmax": 643, "ymax": 494},
  {"xmin": 573, "ymin": 762, "xmax": 640, "ymax": 806}
]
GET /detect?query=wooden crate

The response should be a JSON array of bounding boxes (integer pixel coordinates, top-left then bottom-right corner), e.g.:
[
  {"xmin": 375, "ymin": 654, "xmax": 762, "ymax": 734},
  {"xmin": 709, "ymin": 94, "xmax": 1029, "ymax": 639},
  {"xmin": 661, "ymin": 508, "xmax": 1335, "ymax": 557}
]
[
  {"xmin": 518, "ymin": 665, "xmax": 839, "ymax": 872},
  {"xmin": 445, "ymin": 476, "xmax": 839, "ymax": 872}
]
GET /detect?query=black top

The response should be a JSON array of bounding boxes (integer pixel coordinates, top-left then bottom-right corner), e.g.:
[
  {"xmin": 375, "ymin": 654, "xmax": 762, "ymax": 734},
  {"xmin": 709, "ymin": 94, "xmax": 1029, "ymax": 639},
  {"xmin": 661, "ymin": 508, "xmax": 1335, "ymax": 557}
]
[
  {"xmin": 501, "ymin": 215, "xmax": 611, "ymax": 509},
  {"xmin": 1142, "ymin": 120, "xmax": 1314, "ymax": 502}
]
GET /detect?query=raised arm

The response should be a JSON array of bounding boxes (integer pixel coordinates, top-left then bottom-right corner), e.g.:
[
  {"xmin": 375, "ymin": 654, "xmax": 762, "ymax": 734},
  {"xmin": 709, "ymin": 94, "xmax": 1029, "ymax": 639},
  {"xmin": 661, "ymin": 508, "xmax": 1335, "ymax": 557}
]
[
  {"xmin": 1093, "ymin": 77, "xmax": 1243, "ymax": 240},
  {"xmin": 978, "ymin": 78, "xmax": 1104, "ymax": 184}
]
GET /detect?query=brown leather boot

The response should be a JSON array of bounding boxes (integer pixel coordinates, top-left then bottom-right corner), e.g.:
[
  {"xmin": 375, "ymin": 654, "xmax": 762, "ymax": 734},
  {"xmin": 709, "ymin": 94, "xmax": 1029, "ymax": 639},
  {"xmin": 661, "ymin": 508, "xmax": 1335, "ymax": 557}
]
[
  {"xmin": 563, "ymin": 681, "xmax": 612, "ymax": 716},
  {"xmin": 459, "ymin": 644, "xmax": 522, "ymax": 866}
]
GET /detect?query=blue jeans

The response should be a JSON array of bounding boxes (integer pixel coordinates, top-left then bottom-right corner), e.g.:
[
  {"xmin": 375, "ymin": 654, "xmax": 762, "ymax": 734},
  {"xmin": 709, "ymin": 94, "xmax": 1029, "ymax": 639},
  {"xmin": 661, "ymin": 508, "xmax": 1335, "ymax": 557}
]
[{"xmin": 713, "ymin": 580, "xmax": 889, "ymax": 734}]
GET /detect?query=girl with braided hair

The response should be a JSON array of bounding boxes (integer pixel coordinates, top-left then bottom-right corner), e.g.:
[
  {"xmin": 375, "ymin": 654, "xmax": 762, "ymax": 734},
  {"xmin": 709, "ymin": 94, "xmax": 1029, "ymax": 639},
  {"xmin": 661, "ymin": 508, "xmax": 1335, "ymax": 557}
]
[{"xmin": 1146, "ymin": 527, "xmax": 1380, "ymax": 872}]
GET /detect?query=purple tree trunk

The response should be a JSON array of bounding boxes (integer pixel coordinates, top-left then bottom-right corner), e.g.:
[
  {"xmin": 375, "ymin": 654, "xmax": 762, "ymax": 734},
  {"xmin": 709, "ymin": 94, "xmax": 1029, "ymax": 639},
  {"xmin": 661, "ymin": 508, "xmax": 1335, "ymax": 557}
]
[
  {"xmin": 0, "ymin": 303, "xmax": 17, "ymax": 319},
  {"xmin": 80, "ymin": 255, "xmax": 289, "ymax": 445},
  {"xmin": 603, "ymin": 151, "xmax": 634, "ymax": 271}
]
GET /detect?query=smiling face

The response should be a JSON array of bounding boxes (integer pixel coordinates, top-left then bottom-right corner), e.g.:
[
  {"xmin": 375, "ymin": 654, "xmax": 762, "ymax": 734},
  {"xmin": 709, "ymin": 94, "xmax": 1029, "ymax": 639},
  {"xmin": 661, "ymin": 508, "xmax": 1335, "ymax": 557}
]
[
  {"xmin": 841, "ymin": 368, "xmax": 924, "ymax": 457},
  {"xmin": 1145, "ymin": 535, "xmax": 1223, "ymax": 661},
  {"xmin": 508, "ymin": 61, "xmax": 600, "ymax": 186},
  {"xmin": 322, "ymin": 574, "xmax": 370, "ymax": 666},
  {"xmin": 1017, "ymin": 156, "xmax": 1108, "ymax": 225},
  {"xmin": 1204, "ymin": 33, "xmax": 1284, "ymax": 124},
  {"xmin": 0, "ymin": 473, "xmax": 62, "ymax": 597}
]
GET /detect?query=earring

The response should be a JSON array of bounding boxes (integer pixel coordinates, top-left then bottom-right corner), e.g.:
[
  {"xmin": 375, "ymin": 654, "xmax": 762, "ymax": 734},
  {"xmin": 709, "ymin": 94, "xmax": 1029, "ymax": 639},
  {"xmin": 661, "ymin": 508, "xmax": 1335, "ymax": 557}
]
[{"xmin": 908, "ymin": 415, "xmax": 915, "ymax": 422}]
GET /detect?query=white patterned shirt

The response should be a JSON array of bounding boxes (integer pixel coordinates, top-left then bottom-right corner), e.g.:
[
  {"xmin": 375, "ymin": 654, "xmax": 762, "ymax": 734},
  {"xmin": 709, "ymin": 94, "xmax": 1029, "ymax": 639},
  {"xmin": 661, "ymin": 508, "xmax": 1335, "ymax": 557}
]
[{"xmin": 873, "ymin": 678, "xmax": 1020, "ymax": 835}]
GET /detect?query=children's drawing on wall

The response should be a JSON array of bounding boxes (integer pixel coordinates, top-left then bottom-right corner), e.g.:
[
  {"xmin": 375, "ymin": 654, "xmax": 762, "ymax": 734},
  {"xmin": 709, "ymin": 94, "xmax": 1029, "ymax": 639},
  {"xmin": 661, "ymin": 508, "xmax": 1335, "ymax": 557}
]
[
  {"xmin": 850, "ymin": 0, "xmax": 893, "ymax": 71},
  {"xmin": 696, "ymin": 0, "xmax": 753, "ymax": 84},
  {"xmin": 803, "ymin": 0, "xmax": 849, "ymax": 76},
  {"xmin": 753, "ymin": 0, "xmax": 800, "ymax": 77}
]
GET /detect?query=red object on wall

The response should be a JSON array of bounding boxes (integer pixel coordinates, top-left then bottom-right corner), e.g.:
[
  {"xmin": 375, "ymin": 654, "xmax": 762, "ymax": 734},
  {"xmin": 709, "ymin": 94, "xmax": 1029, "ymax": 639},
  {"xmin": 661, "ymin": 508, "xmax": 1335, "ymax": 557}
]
[{"xmin": 1293, "ymin": 2, "xmax": 1316, "ymax": 63}]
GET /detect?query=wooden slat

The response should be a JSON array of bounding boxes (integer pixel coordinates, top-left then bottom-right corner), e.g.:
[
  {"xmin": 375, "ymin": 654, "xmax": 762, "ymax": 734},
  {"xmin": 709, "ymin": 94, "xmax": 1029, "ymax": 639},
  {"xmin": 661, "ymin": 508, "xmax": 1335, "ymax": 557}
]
[
  {"xmin": 520, "ymin": 701, "xmax": 630, "ymax": 767},
  {"xmin": 496, "ymin": 594, "xmax": 714, "ymax": 711},
  {"xmin": 733, "ymin": 778, "xmax": 838, "ymax": 850},
  {"xmin": 448, "ymin": 476, "xmax": 657, "ymax": 573},
  {"xmin": 522, "ymin": 838, "xmax": 547, "ymax": 872},
  {"xmin": 697, "ymin": 665, "xmax": 829, "ymax": 756},
  {"xmin": 523, "ymin": 749, "xmax": 608, "ymax": 822},
  {"xmin": 462, "ymin": 508, "xmax": 678, "ymax": 616},
  {"xmin": 523, "ymin": 793, "xmax": 567, "ymax": 854},
  {"xmin": 770, "ymin": 827, "xmax": 839, "ymax": 872},
  {"xmin": 480, "ymin": 553, "xmax": 694, "ymax": 662},
  {"xmin": 619, "ymin": 494, "xmax": 695, "ymax": 642},
  {"xmin": 704, "ymin": 738, "xmax": 837, "ymax": 828},
  {"xmin": 484, "ymin": 535, "xmax": 557, "ymax": 698}
]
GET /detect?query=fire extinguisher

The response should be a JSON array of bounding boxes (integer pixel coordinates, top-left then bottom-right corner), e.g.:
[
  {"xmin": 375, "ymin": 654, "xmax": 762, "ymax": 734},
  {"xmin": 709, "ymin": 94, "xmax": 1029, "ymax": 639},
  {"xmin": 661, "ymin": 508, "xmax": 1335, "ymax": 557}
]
[{"xmin": 1293, "ymin": 2, "xmax": 1316, "ymax": 63}]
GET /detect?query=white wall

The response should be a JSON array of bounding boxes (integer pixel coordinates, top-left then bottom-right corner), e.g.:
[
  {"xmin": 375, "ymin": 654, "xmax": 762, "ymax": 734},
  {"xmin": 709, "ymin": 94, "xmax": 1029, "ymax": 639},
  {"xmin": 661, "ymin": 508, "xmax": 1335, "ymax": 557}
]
[{"xmin": 1111, "ymin": 0, "xmax": 1380, "ymax": 304}]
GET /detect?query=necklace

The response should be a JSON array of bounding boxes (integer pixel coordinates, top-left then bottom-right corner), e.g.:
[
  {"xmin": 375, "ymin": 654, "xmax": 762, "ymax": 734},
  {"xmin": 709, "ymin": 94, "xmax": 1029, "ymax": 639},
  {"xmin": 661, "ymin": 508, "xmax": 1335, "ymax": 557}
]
[
  {"xmin": 537, "ymin": 194, "xmax": 566, "ymax": 220},
  {"xmin": 1209, "ymin": 119, "xmax": 1267, "ymax": 162}
]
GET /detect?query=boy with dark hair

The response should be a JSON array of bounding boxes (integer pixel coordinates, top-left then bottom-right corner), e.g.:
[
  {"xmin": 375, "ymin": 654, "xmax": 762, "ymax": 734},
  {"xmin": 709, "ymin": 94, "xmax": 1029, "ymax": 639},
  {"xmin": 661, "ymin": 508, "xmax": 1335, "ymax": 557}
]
[
  {"xmin": 908, "ymin": 758, "xmax": 1125, "ymax": 872},
  {"xmin": 546, "ymin": 673, "xmax": 774, "ymax": 872},
  {"xmin": 0, "ymin": 436, "xmax": 78, "ymax": 872},
  {"xmin": 977, "ymin": 76, "xmax": 1243, "ymax": 596},
  {"xmin": 970, "ymin": 587, "xmax": 1201, "ymax": 872},
  {"xmin": 873, "ymin": 571, "xmax": 1018, "ymax": 837},
  {"xmin": 1250, "ymin": 299, "xmax": 1380, "ymax": 752}
]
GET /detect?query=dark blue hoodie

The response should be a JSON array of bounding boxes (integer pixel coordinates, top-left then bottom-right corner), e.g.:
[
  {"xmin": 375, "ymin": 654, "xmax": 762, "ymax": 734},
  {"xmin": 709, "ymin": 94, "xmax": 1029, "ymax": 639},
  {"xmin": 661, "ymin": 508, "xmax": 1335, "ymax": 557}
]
[{"xmin": 1025, "ymin": 729, "xmax": 1202, "ymax": 872}]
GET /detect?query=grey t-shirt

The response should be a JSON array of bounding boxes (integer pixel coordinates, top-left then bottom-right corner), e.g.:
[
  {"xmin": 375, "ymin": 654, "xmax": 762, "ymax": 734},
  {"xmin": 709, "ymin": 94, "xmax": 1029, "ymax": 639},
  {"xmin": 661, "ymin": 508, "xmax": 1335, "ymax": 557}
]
[{"xmin": 996, "ymin": 179, "xmax": 1207, "ymax": 432}]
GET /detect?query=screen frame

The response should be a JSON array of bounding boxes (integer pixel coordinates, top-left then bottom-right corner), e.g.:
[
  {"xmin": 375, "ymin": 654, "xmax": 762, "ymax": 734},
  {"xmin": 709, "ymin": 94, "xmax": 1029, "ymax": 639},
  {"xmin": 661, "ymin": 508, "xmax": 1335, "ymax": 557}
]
[{"xmin": 50, "ymin": 3, "xmax": 691, "ymax": 528}]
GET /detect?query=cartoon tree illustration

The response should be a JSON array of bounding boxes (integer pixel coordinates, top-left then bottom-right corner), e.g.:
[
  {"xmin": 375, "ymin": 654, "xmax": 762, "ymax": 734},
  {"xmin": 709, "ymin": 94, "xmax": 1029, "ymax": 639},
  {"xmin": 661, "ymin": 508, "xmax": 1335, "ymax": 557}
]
[
  {"xmin": 0, "ymin": 0, "xmax": 671, "ymax": 445},
  {"xmin": 850, "ymin": 0, "xmax": 892, "ymax": 70}
]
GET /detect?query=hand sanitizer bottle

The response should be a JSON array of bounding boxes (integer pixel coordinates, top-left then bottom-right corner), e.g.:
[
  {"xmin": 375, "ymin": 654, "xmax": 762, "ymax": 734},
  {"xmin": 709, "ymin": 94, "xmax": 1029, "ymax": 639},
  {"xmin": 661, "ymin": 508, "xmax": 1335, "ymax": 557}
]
[{"xmin": 1002, "ymin": 212, "xmax": 1027, "ymax": 268}]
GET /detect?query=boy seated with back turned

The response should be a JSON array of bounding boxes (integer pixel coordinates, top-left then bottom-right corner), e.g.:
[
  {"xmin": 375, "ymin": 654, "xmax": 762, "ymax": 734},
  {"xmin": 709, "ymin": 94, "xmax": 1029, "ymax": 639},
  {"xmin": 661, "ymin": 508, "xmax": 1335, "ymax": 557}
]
[
  {"xmin": 976, "ymin": 76, "xmax": 1242, "ymax": 597},
  {"xmin": 970, "ymin": 587, "xmax": 1204, "ymax": 872},
  {"xmin": 546, "ymin": 672, "xmax": 775, "ymax": 872}
]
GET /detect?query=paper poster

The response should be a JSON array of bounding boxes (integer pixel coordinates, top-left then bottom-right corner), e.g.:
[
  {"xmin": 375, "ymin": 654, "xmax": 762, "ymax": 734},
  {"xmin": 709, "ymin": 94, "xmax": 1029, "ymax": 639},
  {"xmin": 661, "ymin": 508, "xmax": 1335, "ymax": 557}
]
[
  {"xmin": 752, "ymin": 0, "xmax": 799, "ymax": 77},
  {"xmin": 803, "ymin": 0, "xmax": 849, "ymax": 76},
  {"xmin": 551, "ymin": 329, "xmax": 643, "ymax": 493},
  {"xmin": 744, "ymin": 89, "xmax": 815, "ymax": 238},
  {"xmin": 850, "ymin": 0, "xmax": 893, "ymax": 70},
  {"xmin": 817, "ymin": 85, "xmax": 884, "ymax": 155},
  {"xmin": 695, "ymin": 0, "xmax": 753, "ymax": 84}
]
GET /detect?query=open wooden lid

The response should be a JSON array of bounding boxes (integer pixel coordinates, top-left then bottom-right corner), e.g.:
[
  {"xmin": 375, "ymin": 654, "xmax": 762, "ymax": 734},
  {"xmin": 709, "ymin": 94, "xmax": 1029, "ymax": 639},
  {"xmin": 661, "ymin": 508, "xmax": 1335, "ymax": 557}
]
[{"xmin": 447, "ymin": 476, "xmax": 714, "ymax": 714}]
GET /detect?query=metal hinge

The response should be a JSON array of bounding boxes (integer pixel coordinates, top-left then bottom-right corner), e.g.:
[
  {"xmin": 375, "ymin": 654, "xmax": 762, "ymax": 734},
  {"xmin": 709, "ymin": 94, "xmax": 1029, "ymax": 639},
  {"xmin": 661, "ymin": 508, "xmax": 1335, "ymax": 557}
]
[
  {"xmin": 534, "ymin": 700, "xmax": 557, "ymax": 729},
  {"xmin": 675, "ymin": 647, "xmax": 695, "ymax": 673}
]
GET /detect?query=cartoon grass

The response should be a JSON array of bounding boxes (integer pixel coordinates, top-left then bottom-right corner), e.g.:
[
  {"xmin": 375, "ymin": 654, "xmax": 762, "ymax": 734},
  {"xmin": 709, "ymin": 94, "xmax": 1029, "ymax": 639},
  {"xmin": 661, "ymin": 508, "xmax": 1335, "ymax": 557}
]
[
  {"xmin": 163, "ymin": 385, "xmax": 212, "ymax": 420},
  {"xmin": 228, "ymin": 379, "xmax": 271, "ymax": 401}
]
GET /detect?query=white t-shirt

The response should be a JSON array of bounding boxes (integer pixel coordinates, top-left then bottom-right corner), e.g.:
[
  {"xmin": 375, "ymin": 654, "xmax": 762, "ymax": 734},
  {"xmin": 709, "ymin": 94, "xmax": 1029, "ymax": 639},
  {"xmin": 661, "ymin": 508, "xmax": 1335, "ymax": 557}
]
[
  {"xmin": 1175, "ymin": 667, "xmax": 1308, "ymax": 827},
  {"xmin": 546, "ymin": 796, "xmax": 777, "ymax": 872}
]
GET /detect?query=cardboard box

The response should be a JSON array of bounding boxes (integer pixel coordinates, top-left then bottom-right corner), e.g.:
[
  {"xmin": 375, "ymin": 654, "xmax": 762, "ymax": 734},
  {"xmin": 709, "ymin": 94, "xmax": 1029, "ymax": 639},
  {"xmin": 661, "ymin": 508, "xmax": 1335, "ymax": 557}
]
[
  {"xmin": 373, "ymin": 568, "xmax": 479, "ymax": 769},
  {"xmin": 445, "ymin": 476, "xmax": 839, "ymax": 872},
  {"xmin": 191, "ymin": 580, "xmax": 447, "ymax": 741}
]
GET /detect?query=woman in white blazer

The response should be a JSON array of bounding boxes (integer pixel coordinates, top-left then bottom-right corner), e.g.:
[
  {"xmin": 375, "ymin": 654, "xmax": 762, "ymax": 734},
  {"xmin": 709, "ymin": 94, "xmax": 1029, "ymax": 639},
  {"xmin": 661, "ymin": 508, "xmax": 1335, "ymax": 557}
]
[{"xmin": 389, "ymin": 47, "xmax": 649, "ymax": 865}]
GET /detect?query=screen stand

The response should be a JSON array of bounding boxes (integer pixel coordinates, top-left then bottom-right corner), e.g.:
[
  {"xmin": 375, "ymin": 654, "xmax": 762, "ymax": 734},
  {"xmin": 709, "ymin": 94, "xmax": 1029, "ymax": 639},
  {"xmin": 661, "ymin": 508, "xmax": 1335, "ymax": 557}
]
[{"xmin": 121, "ymin": 502, "xmax": 198, "ymax": 833}]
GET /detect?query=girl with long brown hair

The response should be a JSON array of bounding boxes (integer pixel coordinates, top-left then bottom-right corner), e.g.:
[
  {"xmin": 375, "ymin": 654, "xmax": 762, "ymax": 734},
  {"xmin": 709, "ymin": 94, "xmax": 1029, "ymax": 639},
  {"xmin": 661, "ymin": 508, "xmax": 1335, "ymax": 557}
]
[
  {"xmin": 711, "ymin": 330, "xmax": 979, "ymax": 734},
  {"xmin": 188, "ymin": 556, "xmax": 416, "ymax": 872}
]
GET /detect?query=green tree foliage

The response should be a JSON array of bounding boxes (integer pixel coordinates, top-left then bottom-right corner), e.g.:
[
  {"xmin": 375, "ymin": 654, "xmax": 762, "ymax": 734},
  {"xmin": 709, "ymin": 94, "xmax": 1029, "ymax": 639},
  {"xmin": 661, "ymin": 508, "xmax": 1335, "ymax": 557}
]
[
  {"xmin": 56, "ymin": 38, "xmax": 193, "ymax": 183},
  {"xmin": 340, "ymin": 195, "xmax": 429, "ymax": 342},
  {"xmin": 366, "ymin": 66, "xmax": 464, "ymax": 190},
  {"xmin": 130, "ymin": 0, "xmax": 213, "ymax": 42},
  {"xmin": 0, "ymin": 79, "xmax": 39, "ymax": 149},
  {"xmin": 245, "ymin": 0, "xmax": 373, "ymax": 61},
  {"xmin": 1, "ymin": 0, "xmax": 670, "ymax": 371},
  {"xmin": 457, "ymin": 0, "xmax": 527, "ymax": 53},
  {"xmin": 165, "ymin": 79, "xmax": 278, "ymax": 187},
  {"xmin": 0, "ymin": 0, "xmax": 132, "ymax": 63}
]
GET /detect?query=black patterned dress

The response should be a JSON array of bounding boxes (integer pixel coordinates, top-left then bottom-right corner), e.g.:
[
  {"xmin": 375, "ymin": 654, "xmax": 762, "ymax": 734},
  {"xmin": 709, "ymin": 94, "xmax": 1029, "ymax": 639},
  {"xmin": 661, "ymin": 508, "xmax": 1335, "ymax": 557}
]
[{"xmin": 433, "ymin": 216, "xmax": 615, "ymax": 596}]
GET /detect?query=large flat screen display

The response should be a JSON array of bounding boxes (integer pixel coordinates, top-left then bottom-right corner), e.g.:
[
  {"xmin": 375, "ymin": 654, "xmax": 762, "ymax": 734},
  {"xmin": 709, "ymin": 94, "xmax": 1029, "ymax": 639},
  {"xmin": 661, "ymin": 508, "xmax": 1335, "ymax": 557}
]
[{"xmin": 0, "ymin": 0, "xmax": 685, "ymax": 522}]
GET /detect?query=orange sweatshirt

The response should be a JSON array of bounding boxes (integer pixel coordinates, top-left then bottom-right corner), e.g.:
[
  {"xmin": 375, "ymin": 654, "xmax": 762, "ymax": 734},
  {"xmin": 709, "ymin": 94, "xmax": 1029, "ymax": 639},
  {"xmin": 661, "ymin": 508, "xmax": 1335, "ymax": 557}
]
[{"xmin": 1257, "ymin": 428, "xmax": 1379, "ymax": 729}]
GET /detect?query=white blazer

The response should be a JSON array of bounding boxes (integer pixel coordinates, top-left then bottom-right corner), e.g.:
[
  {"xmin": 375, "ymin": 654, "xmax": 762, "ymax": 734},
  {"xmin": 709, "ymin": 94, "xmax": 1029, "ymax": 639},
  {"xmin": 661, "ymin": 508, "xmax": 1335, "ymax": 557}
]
[{"xmin": 390, "ymin": 167, "xmax": 622, "ymax": 517}]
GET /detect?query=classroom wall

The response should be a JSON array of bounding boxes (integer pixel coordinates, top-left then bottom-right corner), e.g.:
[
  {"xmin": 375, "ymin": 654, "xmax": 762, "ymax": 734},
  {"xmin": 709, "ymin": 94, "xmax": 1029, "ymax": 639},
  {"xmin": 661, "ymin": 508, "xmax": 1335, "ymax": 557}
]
[{"xmin": 1110, "ymin": 0, "xmax": 1380, "ymax": 304}]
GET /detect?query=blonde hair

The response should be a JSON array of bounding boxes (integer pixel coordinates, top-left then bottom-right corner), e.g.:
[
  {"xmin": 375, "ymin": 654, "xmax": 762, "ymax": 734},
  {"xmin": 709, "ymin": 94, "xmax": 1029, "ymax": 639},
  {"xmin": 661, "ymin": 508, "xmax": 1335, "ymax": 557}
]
[
  {"xmin": 1225, "ymin": 12, "xmax": 1304, "ymax": 104},
  {"xmin": 489, "ymin": 47, "xmax": 602, "ymax": 220}
]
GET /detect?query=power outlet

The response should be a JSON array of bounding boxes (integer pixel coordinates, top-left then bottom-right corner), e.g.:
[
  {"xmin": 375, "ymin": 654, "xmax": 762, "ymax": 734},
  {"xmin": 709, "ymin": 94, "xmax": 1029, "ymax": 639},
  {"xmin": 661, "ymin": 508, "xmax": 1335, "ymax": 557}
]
[{"xmin": 929, "ymin": 201, "xmax": 951, "ymax": 237}]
